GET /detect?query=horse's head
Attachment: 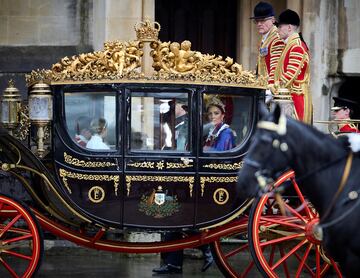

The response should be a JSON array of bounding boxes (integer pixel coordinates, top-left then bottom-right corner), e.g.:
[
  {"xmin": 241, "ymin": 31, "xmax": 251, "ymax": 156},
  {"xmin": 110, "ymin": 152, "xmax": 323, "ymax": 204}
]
[{"xmin": 238, "ymin": 104, "xmax": 292, "ymax": 198}]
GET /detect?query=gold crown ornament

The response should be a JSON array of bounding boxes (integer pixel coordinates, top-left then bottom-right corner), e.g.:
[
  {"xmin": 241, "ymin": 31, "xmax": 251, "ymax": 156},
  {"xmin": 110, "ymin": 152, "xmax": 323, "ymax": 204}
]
[{"xmin": 134, "ymin": 20, "xmax": 161, "ymax": 42}]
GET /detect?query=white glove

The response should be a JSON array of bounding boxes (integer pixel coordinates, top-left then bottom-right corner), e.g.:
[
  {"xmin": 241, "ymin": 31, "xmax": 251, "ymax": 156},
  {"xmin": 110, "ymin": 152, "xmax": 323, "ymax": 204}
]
[{"xmin": 265, "ymin": 89, "xmax": 273, "ymax": 104}]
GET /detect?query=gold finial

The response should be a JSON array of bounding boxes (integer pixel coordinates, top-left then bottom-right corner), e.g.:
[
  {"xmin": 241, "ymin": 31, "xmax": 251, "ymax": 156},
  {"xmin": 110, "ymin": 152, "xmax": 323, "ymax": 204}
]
[
  {"xmin": 134, "ymin": 20, "xmax": 161, "ymax": 42},
  {"xmin": 8, "ymin": 79, "xmax": 15, "ymax": 88}
]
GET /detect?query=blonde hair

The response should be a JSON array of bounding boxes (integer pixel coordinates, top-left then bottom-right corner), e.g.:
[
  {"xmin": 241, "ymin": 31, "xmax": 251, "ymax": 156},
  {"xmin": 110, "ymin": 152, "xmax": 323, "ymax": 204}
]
[{"xmin": 90, "ymin": 118, "xmax": 107, "ymax": 134}]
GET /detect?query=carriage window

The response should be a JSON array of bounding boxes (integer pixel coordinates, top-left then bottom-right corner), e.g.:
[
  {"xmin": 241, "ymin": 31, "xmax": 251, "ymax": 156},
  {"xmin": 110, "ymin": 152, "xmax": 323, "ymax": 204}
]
[
  {"xmin": 203, "ymin": 93, "xmax": 251, "ymax": 152},
  {"xmin": 130, "ymin": 93, "xmax": 189, "ymax": 151},
  {"xmin": 64, "ymin": 92, "xmax": 116, "ymax": 150}
]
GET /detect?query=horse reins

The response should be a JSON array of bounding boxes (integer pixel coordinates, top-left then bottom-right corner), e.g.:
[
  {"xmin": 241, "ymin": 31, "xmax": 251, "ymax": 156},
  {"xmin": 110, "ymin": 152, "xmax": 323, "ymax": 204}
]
[{"xmin": 320, "ymin": 152, "xmax": 353, "ymax": 222}]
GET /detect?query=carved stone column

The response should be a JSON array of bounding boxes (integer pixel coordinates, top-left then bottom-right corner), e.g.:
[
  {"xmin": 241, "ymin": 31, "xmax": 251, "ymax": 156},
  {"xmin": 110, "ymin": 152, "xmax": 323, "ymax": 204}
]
[{"xmin": 237, "ymin": 0, "xmax": 253, "ymax": 70}]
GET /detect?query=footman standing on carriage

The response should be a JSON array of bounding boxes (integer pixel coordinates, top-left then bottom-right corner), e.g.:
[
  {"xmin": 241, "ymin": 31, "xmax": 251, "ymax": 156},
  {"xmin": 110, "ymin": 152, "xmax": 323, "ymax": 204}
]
[
  {"xmin": 273, "ymin": 9, "xmax": 312, "ymax": 123},
  {"xmin": 251, "ymin": 2, "xmax": 285, "ymax": 102}
]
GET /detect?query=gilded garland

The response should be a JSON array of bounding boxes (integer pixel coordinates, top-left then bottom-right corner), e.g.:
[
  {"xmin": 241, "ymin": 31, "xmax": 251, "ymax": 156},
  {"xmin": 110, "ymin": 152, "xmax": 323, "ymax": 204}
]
[
  {"xmin": 59, "ymin": 168, "xmax": 119, "ymax": 195},
  {"xmin": 26, "ymin": 21, "xmax": 266, "ymax": 88}
]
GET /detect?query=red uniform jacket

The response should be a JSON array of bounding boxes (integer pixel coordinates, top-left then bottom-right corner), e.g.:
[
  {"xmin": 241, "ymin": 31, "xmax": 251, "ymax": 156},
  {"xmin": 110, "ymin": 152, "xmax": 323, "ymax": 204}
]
[
  {"xmin": 339, "ymin": 123, "xmax": 360, "ymax": 133},
  {"xmin": 257, "ymin": 26, "xmax": 284, "ymax": 85},
  {"xmin": 274, "ymin": 33, "xmax": 312, "ymax": 123}
]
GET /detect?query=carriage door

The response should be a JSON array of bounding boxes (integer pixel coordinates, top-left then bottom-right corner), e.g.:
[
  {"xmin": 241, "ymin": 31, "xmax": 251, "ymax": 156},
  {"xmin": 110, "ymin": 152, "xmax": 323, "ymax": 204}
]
[
  {"xmin": 197, "ymin": 88, "xmax": 255, "ymax": 227},
  {"xmin": 123, "ymin": 87, "xmax": 196, "ymax": 228},
  {"xmin": 54, "ymin": 87, "xmax": 122, "ymax": 226}
]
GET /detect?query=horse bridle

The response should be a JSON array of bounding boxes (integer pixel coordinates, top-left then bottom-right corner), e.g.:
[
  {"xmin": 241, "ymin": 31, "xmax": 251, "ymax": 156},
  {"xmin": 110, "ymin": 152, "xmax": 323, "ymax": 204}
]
[{"xmin": 243, "ymin": 113, "xmax": 290, "ymax": 193}]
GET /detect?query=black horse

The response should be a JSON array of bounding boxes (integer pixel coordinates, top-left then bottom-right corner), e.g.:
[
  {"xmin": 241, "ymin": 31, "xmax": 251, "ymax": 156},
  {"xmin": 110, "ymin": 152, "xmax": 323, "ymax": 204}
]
[{"xmin": 238, "ymin": 104, "xmax": 360, "ymax": 277}]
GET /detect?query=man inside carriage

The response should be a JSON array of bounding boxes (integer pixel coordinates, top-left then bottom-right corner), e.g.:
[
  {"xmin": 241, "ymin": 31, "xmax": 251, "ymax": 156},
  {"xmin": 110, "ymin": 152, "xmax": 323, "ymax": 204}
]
[{"xmin": 331, "ymin": 97, "xmax": 360, "ymax": 133}]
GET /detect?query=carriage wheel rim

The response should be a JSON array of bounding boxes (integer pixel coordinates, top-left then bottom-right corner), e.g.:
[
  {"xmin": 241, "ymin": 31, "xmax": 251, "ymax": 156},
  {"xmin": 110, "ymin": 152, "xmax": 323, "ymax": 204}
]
[
  {"xmin": 211, "ymin": 219, "xmax": 255, "ymax": 277},
  {"xmin": 251, "ymin": 171, "xmax": 341, "ymax": 277},
  {"xmin": 0, "ymin": 196, "xmax": 42, "ymax": 278}
]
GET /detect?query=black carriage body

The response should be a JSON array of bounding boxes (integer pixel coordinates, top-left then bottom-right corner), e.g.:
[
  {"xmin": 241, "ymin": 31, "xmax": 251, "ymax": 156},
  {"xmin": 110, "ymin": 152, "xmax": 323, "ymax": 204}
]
[{"xmin": 50, "ymin": 81, "xmax": 263, "ymax": 229}]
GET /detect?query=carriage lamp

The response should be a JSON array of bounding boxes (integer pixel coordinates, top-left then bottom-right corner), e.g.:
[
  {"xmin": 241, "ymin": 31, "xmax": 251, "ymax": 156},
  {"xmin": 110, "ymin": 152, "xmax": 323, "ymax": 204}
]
[
  {"xmin": 0, "ymin": 80, "xmax": 22, "ymax": 135},
  {"xmin": 28, "ymin": 82, "xmax": 53, "ymax": 158}
]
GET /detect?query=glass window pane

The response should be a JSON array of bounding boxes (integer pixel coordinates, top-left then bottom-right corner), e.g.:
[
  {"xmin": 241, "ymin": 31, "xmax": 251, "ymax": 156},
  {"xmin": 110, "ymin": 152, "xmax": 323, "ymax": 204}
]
[
  {"xmin": 130, "ymin": 93, "xmax": 189, "ymax": 151},
  {"xmin": 203, "ymin": 93, "xmax": 251, "ymax": 152},
  {"xmin": 64, "ymin": 92, "xmax": 116, "ymax": 150}
]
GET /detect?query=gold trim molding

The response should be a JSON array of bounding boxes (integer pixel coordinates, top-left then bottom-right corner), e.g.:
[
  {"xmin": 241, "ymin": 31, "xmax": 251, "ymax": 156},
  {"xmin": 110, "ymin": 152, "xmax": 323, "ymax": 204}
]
[
  {"xmin": 64, "ymin": 152, "xmax": 116, "ymax": 168},
  {"xmin": 25, "ymin": 21, "xmax": 266, "ymax": 88},
  {"xmin": 59, "ymin": 168, "xmax": 119, "ymax": 195},
  {"xmin": 203, "ymin": 161, "xmax": 243, "ymax": 171},
  {"xmin": 200, "ymin": 176, "xmax": 238, "ymax": 197},
  {"xmin": 125, "ymin": 175, "xmax": 194, "ymax": 197},
  {"xmin": 127, "ymin": 160, "xmax": 193, "ymax": 170}
]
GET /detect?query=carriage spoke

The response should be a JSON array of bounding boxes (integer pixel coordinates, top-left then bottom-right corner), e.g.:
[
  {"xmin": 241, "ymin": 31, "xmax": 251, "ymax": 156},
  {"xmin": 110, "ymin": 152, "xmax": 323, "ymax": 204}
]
[
  {"xmin": 260, "ymin": 215, "xmax": 305, "ymax": 230},
  {"xmin": 2, "ymin": 233, "xmax": 33, "ymax": 245},
  {"xmin": 270, "ymin": 238, "xmax": 308, "ymax": 271},
  {"xmin": 268, "ymin": 245, "xmax": 276, "ymax": 266},
  {"xmin": 279, "ymin": 245, "xmax": 291, "ymax": 278},
  {"xmin": 294, "ymin": 243, "xmax": 314, "ymax": 277},
  {"xmin": 290, "ymin": 178, "xmax": 315, "ymax": 218},
  {"xmin": 0, "ymin": 256, "xmax": 19, "ymax": 278},
  {"xmin": 224, "ymin": 243, "xmax": 249, "ymax": 259},
  {"xmin": 259, "ymin": 232, "xmax": 304, "ymax": 247},
  {"xmin": 315, "ymin": 245, "xmax": 321, "ymax": 277},
  {"xmin": 330, "ymin": 258, "xmax": 343, "ymax": 277},
  {"xmin": 0, "ymin": 214, "xmax": 22, "ymax": 238},
  {"xmin": 284, "ymin": 202, "xmax": 309, "ymax": 223},
  {"xmin": 2, "ymin": 249, "xmax": 33, "ymax": 261},
  {"xmin": 240, "ymin": 260, "xmax": 255, "ymax": 278}
]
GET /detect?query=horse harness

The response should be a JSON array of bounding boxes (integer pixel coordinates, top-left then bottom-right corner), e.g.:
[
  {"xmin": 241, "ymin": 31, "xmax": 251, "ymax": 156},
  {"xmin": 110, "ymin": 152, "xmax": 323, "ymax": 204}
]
[{"xmin": 245, "ymin": 115, "xmax": 360, "ymax": 240}]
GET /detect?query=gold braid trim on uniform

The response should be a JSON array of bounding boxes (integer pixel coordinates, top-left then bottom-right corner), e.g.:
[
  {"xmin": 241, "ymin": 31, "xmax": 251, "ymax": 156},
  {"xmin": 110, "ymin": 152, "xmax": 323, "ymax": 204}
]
[
  {"xmin": 257, "ymin": 26, "xmax": 279, "ymax": 78},
  {"xmin": 274, "ymin": 33, "xmax": 312, "ymax": 124},
  {"xmin": 275, "ymin": 33, "xmax": 309, "ymax": 89}
]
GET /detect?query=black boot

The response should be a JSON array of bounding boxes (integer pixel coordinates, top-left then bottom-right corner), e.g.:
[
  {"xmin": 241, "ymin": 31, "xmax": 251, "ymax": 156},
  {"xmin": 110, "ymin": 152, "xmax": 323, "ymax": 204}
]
[
  {"xmin": 201, "ymin": 245, "xmax": 214, "ymax": 272},
  {"xmin": 152, "ymin": 264, "xmax": 182, "ymax": 274}
]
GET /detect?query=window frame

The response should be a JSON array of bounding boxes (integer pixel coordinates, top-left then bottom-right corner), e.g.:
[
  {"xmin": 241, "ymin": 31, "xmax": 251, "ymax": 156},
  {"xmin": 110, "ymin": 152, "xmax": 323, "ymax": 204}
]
[
  {"xmin": 126, "ymin": 87, "xmax": 195, "ymax": 155},
  {"xmin": 62, "ymin": 86, "xmax": 119, "ymax": 152}
]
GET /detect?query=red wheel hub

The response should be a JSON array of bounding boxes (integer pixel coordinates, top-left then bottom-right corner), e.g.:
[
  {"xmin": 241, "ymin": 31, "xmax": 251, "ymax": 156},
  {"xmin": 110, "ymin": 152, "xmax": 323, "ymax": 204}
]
[{"xmin": 305, "ymin": 217, "xmax": 322, "ymax": 244}]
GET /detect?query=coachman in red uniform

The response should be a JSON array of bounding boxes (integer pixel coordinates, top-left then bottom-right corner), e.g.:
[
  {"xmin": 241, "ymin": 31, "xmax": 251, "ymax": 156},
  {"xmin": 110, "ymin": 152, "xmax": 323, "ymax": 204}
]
[
  {"xmin": 251, "ymin": 2, "xmax": 285, "ymax": 86},
  {"xmin": 273, "ymin": 9, "xmax": 312, "ymax": 123}
]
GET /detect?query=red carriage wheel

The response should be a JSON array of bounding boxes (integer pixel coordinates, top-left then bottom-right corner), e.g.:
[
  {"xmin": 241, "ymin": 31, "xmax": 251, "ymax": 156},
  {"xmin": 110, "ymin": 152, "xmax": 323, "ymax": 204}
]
[
  {"xmin": 0, "ymin": 194, "xmax": 43, "ymax": 278},
  {"xmin": 210, "ymin": 215, "xmax": 258, "ymax": 277},
  {"xmin": 248, "ymin": 170, "xmax": 343, "ymax": 278}
]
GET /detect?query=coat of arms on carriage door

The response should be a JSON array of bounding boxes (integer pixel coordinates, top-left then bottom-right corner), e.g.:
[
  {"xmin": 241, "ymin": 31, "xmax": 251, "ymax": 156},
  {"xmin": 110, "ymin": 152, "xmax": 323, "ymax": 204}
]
[{"xmin": 138, "ymin": 186, "xmax": 180, "ymax": 218}]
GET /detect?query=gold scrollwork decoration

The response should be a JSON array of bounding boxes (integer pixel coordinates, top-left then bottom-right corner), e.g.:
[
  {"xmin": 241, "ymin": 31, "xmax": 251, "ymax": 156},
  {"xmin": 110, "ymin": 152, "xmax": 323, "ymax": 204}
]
[
  {"xmin": 59, "ymin": 168, "xmax": 119, "ymax": 195},
  {"xmin": 127, "ymin": 161, "xmax": 155, "ymax": 169},
  {"xmin": 200, "ymin": 176, "xmax": 238, "ymax": 197},
  {"xmin": 125, "ymin": 175, "xmax": 195, "ymax": 197},
  {"xmin": 128, "ymin": 160, "xmax": 193, "ymax": 170},
  {"xmin": 64, "ymin": 152, "xmax": 116, "ymax": 168},
  {"xmin": 25, "ymin": 21, "xmax": 266, "ymax": 88},
  {"xmin": 13, "ymin": 104, "xmax": 30, "ymax": 141},
  {"xmin": 203, "ymin": 161, "xmax": 243, "ymax": 171},
  {"xmin": 166, "ymin": 162, "xmax": 193, "ymax": 169}
]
